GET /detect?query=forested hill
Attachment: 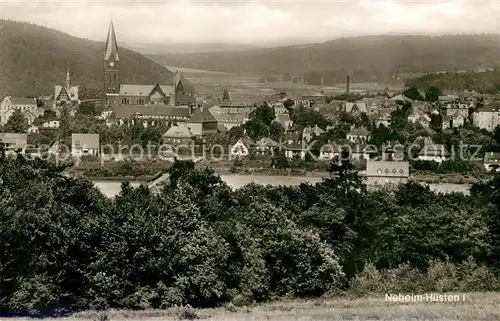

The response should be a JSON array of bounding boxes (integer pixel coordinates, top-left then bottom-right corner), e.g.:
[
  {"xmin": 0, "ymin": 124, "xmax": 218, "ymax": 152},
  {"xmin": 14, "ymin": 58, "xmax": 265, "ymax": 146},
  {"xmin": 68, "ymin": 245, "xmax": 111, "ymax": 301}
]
[
  {"xmin": 147, "ymin": 34, "xmax": 500, "ymax": 83},
  {"xmin": 0, "ymin": 20, "xmax": 173, "ymax": 98},
  {"xmin": 405, "ymin": 70, "xmax": 500, "ymax": 93}
]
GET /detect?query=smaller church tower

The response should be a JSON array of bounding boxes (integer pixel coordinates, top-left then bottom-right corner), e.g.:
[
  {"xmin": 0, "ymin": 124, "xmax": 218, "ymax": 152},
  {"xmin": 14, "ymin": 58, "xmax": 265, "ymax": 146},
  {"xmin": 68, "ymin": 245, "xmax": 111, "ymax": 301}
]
[
  {"xmin": 65, "ymin": 68, "xmax": 71, "ymax": 92},
  {"xmin": 104, "ymin": 21, "xmax": 120, "ymax": 94}
]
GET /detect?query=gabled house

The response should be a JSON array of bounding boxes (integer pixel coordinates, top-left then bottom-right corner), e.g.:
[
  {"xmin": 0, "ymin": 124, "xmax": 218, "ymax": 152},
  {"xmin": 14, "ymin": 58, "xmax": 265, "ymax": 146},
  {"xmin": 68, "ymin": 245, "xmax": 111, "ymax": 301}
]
[
  {"xmin": 345, "ymin": 102, "xmax": 368, "ymax": 114},
  {"xmin": 230, "ymin": 138, "xmax": 254, "ymax": 159},
  {"xmin": 484, "ymin": 152, "xmax": 500, "ymax": 172},
  {"xmin": 0, "ymin": 133, "xmax": 28, "ymax": 153},
  {"xmin": 302, "ymin": 125, "xmax": 325, "ymax": 142},
  {"xmin": 473, "ymin": 102, "xmax": 500, "ymax": 131},
  {"xmin": 162, "ymin": 123, "xmax": 194, "ymax": 147},
  {"xmin": 255, "ymin": 137, "xmax": 279, "ymax": 156},
  {"xmin": 374, "ymin": 109, "xmax": 391, "ymax": 127},
  {"xmin": 0, "ymin": 96, "xmax": 40, "ymax": 125},
  {"xmin": 346, "ymin": 126, "xmax": 370, "ymax": 143},
  {"xmin": 283, "ymin": 132, "xmax": 301, "ymax": 145},
  {"xmin": 186, "ymin": 107, "xmax": 218, "ymax": 137},
  {"xmin": 408, "ymin": 110, "xmax": 431, "ymax": 128},
  {"xmin": 71, "ymin": 133, "xmax": 100, "ymax": 157},
  {"xmin": 274, "ymin": 114, "xmax": 293, "ymax": 132},
  {"xmin": 442, "ymin": 111, "xmax": 465, "ymax": 129}
]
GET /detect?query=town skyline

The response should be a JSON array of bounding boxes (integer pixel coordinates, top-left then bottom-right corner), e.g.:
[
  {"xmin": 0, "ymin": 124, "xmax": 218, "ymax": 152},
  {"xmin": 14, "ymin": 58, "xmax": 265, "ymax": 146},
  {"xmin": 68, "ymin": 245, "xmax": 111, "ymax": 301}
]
[{"xmin": 2, "ymin": 0, "xmax": 500, "ymax": 46}]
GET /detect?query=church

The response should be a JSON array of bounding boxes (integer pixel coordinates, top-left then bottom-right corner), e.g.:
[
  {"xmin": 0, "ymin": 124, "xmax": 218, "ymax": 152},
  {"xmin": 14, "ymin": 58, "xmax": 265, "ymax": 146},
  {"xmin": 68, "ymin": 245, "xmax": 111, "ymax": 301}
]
[
  {"xmin": 54, "ymin": 69, "xmax": 79, "ymax": 108},
  {"xmin": 103, "ymin": 21, "xmax": 196, "ymax": 107}
]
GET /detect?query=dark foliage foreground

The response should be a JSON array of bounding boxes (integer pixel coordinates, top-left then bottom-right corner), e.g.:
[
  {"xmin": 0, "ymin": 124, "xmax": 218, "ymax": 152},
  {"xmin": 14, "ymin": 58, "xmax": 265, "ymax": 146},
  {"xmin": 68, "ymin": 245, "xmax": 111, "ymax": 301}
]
[{"xmin": 1, "ymin": 157, "xmax": 500, "ymax": 316}]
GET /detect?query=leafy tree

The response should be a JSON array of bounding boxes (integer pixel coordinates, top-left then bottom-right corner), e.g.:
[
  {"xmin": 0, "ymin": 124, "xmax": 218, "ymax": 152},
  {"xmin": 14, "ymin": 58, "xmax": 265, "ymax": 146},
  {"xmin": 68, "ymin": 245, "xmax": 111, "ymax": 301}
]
[
  {"xmin": 403, "ymin": 86, "xmax": 424, "ymax": 100},
  {"xmin": 244, "ymin": 118, "xmax": 269, "ymax": 141},
  {"xmin": 425, "ymin": 86, "xmax": 441, "ymax": 102},
  {"xmin": 269, "ymin": 122, "xmax": 285, "ymax": 141},
  {"xmin": 292, "ymin": 76, "xmax": 299, "ymax": 83},
  {"xmin": 283, "ymin": 73, "xmax": 291, "ymax": 81},
  {"xmin": 78, "ymin": 101, "xmax": 97, "ymax": 116},
  {"xmin": 5, "ymin": 110, "xmax": 29, "ymax": 133},
  {"xmin": 249, "ymin": 104, "xmax": 275, "ymax": 126},
  {"xmin": 228, "ymin": 126, "xmax": 244, "ymax": 141}
]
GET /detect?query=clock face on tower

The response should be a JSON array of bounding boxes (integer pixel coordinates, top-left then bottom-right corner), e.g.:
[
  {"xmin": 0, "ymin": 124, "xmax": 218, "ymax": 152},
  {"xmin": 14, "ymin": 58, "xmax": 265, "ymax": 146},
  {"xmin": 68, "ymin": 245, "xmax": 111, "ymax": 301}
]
[{"xmin": 109, "ymin": 61, "xmax": 115, "ymax": 67}]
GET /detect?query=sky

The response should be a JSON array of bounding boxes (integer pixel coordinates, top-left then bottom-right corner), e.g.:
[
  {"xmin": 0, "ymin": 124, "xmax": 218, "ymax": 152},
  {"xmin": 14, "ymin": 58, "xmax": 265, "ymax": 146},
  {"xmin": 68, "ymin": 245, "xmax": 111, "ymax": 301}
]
[{"xmin": 1, "ymin": 0, "xmax": 500, "ymax": 45}]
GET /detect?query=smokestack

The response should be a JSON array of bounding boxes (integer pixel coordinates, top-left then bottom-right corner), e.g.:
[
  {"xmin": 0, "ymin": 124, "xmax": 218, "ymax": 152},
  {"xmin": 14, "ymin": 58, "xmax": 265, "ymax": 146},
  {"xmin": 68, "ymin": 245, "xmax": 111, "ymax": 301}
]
[{"xmin": 346, "ymin": 74, "xmax": 350, "ymax": 94}]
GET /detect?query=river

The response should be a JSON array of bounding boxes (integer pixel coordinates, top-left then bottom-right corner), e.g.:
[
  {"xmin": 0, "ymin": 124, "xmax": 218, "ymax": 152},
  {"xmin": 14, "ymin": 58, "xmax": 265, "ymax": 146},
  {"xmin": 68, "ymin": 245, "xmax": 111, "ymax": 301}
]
[{"xmin": 92, "ymin": 175, "xmax": 471, "ymax": 198}]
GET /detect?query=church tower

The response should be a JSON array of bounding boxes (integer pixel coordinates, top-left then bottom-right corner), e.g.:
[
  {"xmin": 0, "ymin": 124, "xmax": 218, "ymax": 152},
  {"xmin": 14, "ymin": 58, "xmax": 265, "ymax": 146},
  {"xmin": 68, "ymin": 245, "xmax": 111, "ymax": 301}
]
[{"xmin": 104, "ymin": 21, "xmax": 120, "ymax": 94}]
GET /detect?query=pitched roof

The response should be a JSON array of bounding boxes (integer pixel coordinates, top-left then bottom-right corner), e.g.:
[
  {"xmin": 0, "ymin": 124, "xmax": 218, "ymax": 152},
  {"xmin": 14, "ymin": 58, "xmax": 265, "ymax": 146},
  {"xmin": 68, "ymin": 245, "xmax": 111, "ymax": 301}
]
[
  {"xmin": 104, "ymin": 21, "xmax": 119, "ymax": 61},
  {"xmin": 112, "ymin": 104, "xmax": 191, "ymax": 119},
  {"xmin": 188, "ymin": 107, "xmax": 216, "ymax": 123},
  {"xmin": 118, "ymin": 84, "xmax": 174, "ymax": 97},
  {"xmin": 10, "ymin": 97, "xmax": 36, "ymax": 106},
  {"xmin": 163, "ymin": 124, "xmax": 193, "ymax": 138},
  {"xmin": 174, "ymin": 70, "xmax": 195, "ymax": 93},
  {"xmin": 0, "ymin": 133, "xmax": 28, "ymax": 149},
  {"xmin": 72, "ymin": 134, "xmax": 99, "ymax": 149},
  {"xmin": 257, "ymin": 137, "xmax": 279, "ymax": 147},
  {"xmin": 480, "ymin": 102, "xmax": 500, "ymax": 113},
  {"xmin": 348, "ymin": 127, "xmax": 370, "ymax": 136}
]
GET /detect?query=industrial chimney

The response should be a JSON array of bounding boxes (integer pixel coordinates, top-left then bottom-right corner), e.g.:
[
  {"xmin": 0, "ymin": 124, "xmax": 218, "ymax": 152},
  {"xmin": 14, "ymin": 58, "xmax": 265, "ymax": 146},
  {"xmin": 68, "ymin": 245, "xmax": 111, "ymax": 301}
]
[{"xmin": 346, "ymin": 74, "xmax": 350, "ymax": 94}]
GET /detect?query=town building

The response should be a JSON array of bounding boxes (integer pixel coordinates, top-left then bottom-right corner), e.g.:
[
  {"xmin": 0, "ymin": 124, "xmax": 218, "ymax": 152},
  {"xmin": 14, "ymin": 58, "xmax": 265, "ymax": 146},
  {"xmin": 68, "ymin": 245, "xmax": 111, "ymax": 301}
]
[
  {"xmin": 162, "ymin": 123, "xmax": 193, "ymax": 147},
  {"xmin": 417, "ymin": 143, "xmax": 448, "ymax": 163},
  {"xmin": 0, "ymin": 96, "xmax": 40, "ymax": 125},
  {"xmin": 71, "ymin": 134, "xmax": 100, "ymax": 157},
  {"xmin": 345, "ymin": 102, "xmax": 368, "ymax": 114},
  {"xmin": 103, "ymin": 21, "xmax": 195, "ymax": 107},
  {"xmin": 364, "ymin": 160, "xmax": 410, "ymax": 186},
  {"xmin": 54, "ymin": 69, "xmax": 79, "ymax": 108},
  {"xmin": 186, "ymin": 107, "xmax": 218, "ymax": 137},
  {"xmin": 255, "ymin": 137, "xmax": 279, "ymax": 156},
  {"xmin": 408, "ymin": 110, "xmax": 431, "ymax": 128},
  {"xmin": 302, "ymin": 125, "xmax": 325, "ymax": 142},
  {"xmin": 274, "ymin": 114, "xmax": 293, "ymax": 132},
  {"xmin": 442, "ymin": 112, "xmax": 465, "ymax": 129},
  {"xmin": 230, "ymin": 138, "xmax": 254, "ymax": 159},
  {"xmin": 211, "ymin": 112, "xmax": 246, "ymax": 131},
  {"xmin": 483, "ymin": 152, "xmax": 500, "ymax": 172},
  {"xmin": 473, "ymin": 102, "xmax": 500, "ymax": 131},
  {"xmin": 346, "ymin": 127, "xmax": 370, "ymax": 143},
  {"xmin": 0, "ymin": 133, "xmax": 28, "ymax": 153}
]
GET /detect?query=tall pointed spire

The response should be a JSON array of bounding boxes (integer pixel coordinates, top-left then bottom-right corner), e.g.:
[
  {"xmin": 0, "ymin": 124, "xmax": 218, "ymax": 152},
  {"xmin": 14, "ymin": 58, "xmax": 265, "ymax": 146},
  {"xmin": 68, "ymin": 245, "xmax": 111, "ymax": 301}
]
[
  {"xmin": 104, "ymin": 21, "xmax": 119, "ymax": 61},
  {"xmin": 65, "ymin": 68, "xmax": 71, "ymax": 91}
]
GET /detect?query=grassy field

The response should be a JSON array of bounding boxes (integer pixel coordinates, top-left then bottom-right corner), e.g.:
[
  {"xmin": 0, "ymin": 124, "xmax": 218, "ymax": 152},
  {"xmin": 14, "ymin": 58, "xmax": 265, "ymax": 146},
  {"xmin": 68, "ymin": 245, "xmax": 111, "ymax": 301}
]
[{"xmin": 19, "ymin": 292, "xmax": 500, "ymax": 321}]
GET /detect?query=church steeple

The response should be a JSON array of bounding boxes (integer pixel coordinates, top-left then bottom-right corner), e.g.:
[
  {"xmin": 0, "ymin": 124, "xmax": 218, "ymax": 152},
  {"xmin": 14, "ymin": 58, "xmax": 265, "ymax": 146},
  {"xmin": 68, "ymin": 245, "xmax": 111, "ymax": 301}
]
[
  {"xmin": 104, "ymin": 21, "xmax": 119, "ymax": 61},
  {"xmin": 65, "ymin": 68, "xmax": 71, "ymax": 91},
  {"xmin": 104, "ymin": 21, "xmax": 120, "ymax": 94}
]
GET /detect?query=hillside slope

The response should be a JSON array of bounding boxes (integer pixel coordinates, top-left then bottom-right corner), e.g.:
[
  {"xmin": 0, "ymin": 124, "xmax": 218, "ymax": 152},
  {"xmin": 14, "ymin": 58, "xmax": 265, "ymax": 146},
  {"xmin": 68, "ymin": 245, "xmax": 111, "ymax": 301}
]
[
  {"xmin": 147, "ymin": 35, "xmax": 500, "ymax": 83},
  {"xmin": 0, "ymin": 20, "xmax": 173, "ymax": 98}
]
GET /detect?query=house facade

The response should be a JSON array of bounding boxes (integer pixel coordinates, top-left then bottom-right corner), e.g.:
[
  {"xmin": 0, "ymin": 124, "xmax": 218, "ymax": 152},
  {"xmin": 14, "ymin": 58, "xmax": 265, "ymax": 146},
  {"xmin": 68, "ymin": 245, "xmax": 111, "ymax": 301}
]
[
  {"xmin": 0, "ymin": 133, "xmax": 28, "ymax": 153},
  {"xmin": 473, "ymin": 102, "xmax": 500, "ymax": 131},
  {"xmin": 364, "ymin": 160, "xmax": 410, "ymax": 186},
  {"xmin": 71, "ymin": 134, "xmax": 100, "ymax": 157},
  {"xmin": 484, "ymin": 152, "xmax": 500, "ymax": 171},
  {"xmin": 0, "ymin": 96, "xmax": 40, "ymax": 125},
  {"xmin": 346, "ymin": 127, "xmax": 370, "ymax": 143},
  {"xmin": 417, "ymin": 144, "xmax": 448, "ymax": 163},
  {"xmin": 230, "ymin": 138, "xmax": 253, "ymax": 159},
  {"xmin": 162, "ymin": 123, "xmax": 193, "ymax": 147}
]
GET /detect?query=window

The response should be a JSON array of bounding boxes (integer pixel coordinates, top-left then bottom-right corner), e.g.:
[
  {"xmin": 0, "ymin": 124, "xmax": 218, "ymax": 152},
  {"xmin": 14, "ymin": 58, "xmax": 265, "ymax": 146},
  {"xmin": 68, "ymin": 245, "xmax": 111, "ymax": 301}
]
[
  {"xmin": 385, "ymin": 169, "xmax": 390, "ymax": 174},
  {"xmin": 392, "ymin": 169, "xmax": 397, "ymax": 174},
  {"xmin": 400, "ymin": 169, "xmax": 404, "ymax": 174},
  {"xmin": 377, "ymin": 169, "xmax": 382, "ymax": 174}
]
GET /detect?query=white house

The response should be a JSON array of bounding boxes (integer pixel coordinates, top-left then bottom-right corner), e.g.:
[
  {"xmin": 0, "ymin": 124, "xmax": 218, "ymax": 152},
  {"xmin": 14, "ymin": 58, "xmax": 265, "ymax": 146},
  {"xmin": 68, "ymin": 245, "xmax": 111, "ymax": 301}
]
[
  {"xmin": 473, "ymin": 103, "xmax": 500, "ymax": 131},
  {"xmin": 484, "ymin": 152, "xmax": 500, "ymax": 172},
  {"xmin": 347, "ymin": 127, "xmax": 370, "ymax": 143},
  {"xmin": 0, "ymin": 96, "xmax": 40, "ymax": 125},
  {"xmin": 417, "ymin": 144, "xmax": 448, "ymax": 163},
  {"xmin": 42, "ymin": 120, "xmax": 60, "ymax": 128},
  {"xmin": 230, "ymin": 138, "xmax": 254, "ymax": 159},
  {"xmin": 71, "ymin": 133, "xmax": 100, "ymax": 157}
]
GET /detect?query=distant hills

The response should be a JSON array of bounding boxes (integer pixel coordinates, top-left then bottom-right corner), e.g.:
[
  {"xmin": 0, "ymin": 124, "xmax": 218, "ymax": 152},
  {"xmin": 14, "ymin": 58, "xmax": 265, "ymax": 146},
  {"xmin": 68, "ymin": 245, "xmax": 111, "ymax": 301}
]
[
  {"xmin": 122, "ymin": 42, "xmax": 260, "ymax": 54},
  {"xmin": 0, "ymin": 20, "xmax": 173, "ymax": 99},
  {"xmin": 146, "ymin": 35, "xmax": 500, "ymax": 85}
]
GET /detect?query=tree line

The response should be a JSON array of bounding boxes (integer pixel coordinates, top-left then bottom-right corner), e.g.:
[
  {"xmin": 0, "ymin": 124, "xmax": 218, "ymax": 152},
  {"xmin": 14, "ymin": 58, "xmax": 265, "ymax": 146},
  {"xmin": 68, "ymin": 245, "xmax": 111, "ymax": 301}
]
[{"xmin": 1, "ymin": 156, "xmax": 500, "ymax": 316}]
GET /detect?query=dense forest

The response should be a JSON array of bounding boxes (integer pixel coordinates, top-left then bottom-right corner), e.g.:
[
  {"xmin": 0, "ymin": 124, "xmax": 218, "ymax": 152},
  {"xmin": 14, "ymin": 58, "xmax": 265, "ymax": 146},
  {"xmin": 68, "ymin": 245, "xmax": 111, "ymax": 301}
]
[
  {"xmin": 405, "ymin": 70, "xmax": 500, "ymax": 93},
  {"xmin": 0, "ymin": 20, "xmax": 173, "ymax": 98},
  {"xmin": 147, "ymin": 34, "xmax": 500, "ymax": 81},
  {"xmin": 1, "ymin": 156, "xmax": 500, "ymax": 316}
]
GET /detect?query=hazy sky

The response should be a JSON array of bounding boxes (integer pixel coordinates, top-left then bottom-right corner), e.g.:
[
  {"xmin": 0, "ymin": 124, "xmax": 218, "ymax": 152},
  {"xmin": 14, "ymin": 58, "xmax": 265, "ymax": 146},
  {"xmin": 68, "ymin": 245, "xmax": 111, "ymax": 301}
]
[{"xmin": 1, "ymin": 0, "xmax": 500, "ymax": 44}]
